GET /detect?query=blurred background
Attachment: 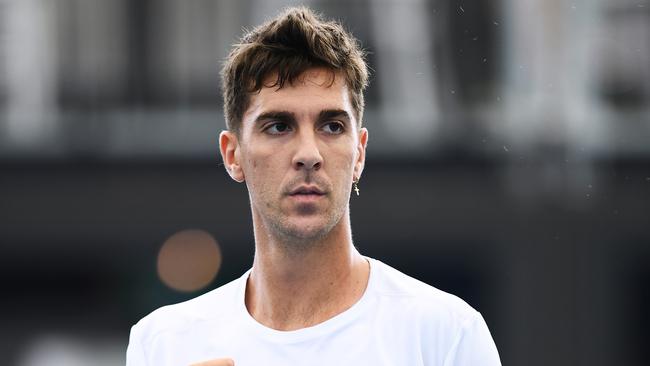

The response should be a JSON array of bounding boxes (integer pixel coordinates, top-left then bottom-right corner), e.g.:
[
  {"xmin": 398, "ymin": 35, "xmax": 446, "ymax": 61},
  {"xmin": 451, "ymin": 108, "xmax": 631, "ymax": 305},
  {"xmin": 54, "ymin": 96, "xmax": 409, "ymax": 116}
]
[{"xmin": 1, "ymin": 0, "xmax": 649, "ymax": 365}]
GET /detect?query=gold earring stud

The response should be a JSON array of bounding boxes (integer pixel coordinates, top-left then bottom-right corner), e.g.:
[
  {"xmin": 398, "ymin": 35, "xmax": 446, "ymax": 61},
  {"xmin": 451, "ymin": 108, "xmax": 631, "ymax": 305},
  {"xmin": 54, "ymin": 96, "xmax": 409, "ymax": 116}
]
[{"xmin": 353, "ymin": 179, "xmax": 360, "ymax": 196}]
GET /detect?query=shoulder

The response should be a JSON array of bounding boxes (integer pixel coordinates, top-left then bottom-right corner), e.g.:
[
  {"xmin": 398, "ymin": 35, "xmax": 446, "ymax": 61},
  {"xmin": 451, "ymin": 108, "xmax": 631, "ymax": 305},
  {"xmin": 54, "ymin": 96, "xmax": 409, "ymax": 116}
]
[
  {"xmin": 130, "ymin": 274, "xmax": 243, "ymax": 344},
  {"xmin": 368, "ymin": 258, "xmax": 501, "ymax": 365},
  {"xmin": 369, "ymin": 258, "xmax": 479, "ymax": 326}
]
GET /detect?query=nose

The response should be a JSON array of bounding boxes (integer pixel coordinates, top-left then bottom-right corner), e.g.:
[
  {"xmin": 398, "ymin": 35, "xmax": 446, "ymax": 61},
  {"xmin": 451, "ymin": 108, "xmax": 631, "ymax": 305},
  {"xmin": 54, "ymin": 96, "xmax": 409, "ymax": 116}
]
[{"xmin": 291, "ymin": 130, "xmax": 323, "ymax": 171}]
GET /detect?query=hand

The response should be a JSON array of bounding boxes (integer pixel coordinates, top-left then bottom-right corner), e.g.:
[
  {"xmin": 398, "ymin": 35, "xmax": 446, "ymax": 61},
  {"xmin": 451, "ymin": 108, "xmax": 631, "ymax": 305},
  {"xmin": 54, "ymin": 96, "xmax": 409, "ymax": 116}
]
[{"xmin": 190, "ymin": 358, "xmax": 234, "ymax": 366}]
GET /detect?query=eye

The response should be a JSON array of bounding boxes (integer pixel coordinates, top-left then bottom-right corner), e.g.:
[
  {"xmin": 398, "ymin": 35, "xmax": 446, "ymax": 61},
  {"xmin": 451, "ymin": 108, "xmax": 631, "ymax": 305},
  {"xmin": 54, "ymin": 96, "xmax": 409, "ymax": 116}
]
[
  {"xmin": 264, "ymin": 122, "xmax": 292, "ymax": 135},
  {"xmin": 320, "ymin": 121, "xmax": 345, "ymax": 135}
]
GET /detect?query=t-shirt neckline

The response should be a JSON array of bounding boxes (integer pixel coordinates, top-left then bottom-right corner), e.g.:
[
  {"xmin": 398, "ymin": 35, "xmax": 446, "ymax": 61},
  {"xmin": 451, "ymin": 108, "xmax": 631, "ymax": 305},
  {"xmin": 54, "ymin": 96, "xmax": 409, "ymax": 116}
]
[{"xmin": 236, "ymin": 257, "xmax": 377, "ymax": 344}]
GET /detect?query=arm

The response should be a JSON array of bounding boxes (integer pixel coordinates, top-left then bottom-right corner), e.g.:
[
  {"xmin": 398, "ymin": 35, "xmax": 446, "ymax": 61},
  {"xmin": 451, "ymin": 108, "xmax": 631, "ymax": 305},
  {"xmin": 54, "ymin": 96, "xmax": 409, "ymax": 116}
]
[{"xmin": 126, "ymin": 324, "xmax": 148, "ymax": 366}]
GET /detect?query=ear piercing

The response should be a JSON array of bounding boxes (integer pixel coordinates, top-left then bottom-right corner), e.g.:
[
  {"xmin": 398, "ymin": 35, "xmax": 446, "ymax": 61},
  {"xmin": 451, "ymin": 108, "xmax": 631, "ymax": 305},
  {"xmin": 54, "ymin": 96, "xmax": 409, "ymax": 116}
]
[{"xmin": 353, "ymin": 178, "xmax": 360, "ymax": 196}]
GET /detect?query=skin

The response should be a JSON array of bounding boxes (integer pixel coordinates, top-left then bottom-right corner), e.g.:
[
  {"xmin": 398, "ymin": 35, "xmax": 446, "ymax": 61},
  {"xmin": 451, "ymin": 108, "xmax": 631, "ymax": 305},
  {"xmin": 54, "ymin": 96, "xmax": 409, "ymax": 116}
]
[
  {"xmin": 200, "ymin": 68, "xmax": 369, "ymax": 365},
  {"xmin": 190, "ymin": 359, "xmax": 234, "ymax": 366}
]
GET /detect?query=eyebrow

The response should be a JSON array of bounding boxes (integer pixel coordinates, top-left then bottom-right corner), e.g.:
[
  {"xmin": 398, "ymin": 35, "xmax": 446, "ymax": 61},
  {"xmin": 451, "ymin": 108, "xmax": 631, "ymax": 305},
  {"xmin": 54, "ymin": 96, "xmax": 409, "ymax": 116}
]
[
  {"xmin": 255, "ymin": 111, "xmax": 296, "ymax": 124},
  {"xmin": 254, "ymin": 109, "xmax": 352, "ymax": 125},
  {"xmin": 318, "ymin": 109, "xmax": 351, "ymax": 123}
]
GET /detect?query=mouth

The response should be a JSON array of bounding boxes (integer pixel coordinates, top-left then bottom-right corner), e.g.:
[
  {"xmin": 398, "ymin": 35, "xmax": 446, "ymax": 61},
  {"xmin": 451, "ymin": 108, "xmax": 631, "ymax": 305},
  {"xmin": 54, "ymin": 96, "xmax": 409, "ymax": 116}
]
[
  {"xmin": 289, "ymin": 185, "xmax": 325, "ymax": 195},
  {"xmin": 288, "ymin": 186, "xmax": 326, "ymax": 201}
]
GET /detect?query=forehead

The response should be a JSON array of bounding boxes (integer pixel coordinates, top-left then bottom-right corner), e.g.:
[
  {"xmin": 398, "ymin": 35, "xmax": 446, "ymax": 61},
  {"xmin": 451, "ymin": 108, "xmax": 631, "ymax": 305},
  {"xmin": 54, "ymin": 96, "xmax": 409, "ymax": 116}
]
[{"xmin": 242, "ymin": 68, "xmax": 353, "ymax": 123}]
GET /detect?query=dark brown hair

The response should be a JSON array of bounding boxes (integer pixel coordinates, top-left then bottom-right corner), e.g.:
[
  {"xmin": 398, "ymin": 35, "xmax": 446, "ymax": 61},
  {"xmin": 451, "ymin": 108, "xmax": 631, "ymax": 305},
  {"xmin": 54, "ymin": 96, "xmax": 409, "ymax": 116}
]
[{"xmin": 221, "ymin": 6, "xmax": 369, "ymax": 134}]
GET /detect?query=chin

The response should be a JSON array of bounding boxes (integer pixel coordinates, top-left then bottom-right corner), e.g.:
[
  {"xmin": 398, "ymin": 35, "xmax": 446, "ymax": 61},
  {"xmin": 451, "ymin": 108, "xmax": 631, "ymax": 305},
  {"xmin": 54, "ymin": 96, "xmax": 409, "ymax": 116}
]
[
  {"xmin": 275, "ymin": 216, "xmax": 338, "ymax": 243},
  {"xmin": 288, "ymin": 220, "xmax": 331, "ymax": 239}
]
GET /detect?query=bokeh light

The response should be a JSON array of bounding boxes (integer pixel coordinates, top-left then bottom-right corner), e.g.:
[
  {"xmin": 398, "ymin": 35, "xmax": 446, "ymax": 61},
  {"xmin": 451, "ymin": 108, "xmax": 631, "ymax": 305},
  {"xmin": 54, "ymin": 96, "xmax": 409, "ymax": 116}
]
[{"xmin": 157, "ymin": 229, "xmax": 222, "ymax": 292}]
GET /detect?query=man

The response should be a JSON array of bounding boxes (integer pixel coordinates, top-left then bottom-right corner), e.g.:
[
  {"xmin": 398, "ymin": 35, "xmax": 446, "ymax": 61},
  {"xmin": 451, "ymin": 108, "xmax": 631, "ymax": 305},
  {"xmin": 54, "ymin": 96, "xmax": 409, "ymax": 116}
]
[{"xmin": 127, "ymin": 6, "xmax": 501, "ymax": 366}]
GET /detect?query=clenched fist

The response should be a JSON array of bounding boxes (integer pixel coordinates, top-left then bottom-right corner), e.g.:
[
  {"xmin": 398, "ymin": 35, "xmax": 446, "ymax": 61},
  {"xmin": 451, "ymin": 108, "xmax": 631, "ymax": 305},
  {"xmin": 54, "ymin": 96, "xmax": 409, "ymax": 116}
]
[{"xmin": 190, "ymin": 358, "xmax": 234, "ymax": 366}]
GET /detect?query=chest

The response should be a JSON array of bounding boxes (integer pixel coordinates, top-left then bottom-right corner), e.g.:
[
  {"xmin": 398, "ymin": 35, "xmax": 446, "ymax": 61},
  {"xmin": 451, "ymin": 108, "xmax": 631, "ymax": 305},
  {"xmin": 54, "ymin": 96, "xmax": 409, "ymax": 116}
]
[{"xmin": 144, "ymin": 318, "xmax": 435, "ymax": 366}]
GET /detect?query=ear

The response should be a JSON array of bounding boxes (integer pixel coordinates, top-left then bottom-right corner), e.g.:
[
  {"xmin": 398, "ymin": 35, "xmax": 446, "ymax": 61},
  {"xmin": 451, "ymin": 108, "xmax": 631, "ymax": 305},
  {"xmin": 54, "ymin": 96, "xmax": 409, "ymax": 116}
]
[
  {"xmin": 353, "ymin": 127, "xmax": 368, "ymax": 180},
  {"xmin": 219, "ymin": 131, "xmax": 245, "ymax": 182}
]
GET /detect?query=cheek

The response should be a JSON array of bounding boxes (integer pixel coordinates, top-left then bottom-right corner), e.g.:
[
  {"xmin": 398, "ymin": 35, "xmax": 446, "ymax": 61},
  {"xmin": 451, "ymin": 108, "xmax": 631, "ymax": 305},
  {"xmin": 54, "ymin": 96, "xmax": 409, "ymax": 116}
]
[
  {"xmin": 328, "ymin": 148, "xmax": 356, "ymax": 180},
  {"xmin": 242, "ymin": 148, "xmax": 268, "ymax": 175},
  {"xmin": 245, "ymin": 157, "xmax": 265, "ymax": 184},
  {"xmin": 340, "ymin": 145, "xmax": 358, "ymax": 169},
  {"xmin": 244, "ymin": 150, "xmax": 283, "ymax": 191}
]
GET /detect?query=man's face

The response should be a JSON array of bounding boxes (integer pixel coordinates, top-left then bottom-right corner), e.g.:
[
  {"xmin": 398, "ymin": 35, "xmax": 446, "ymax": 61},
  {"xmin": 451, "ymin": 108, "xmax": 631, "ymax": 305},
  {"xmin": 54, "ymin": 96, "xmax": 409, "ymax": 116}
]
[{"xmin": 220, "ymin": 68, "xmax": 368, "ymax": 243}]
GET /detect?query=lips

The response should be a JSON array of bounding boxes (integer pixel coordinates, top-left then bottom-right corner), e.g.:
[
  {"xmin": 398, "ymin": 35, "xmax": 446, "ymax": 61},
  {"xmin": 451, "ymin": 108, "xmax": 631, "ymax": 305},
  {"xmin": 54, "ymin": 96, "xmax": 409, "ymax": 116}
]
[
  {"xmin": 289, "ymin": 185, "xmax": 325, "ymax": 196},
  {"xmin": 287, "ymin": 185, "xmax": 326, "ymax": 206}
]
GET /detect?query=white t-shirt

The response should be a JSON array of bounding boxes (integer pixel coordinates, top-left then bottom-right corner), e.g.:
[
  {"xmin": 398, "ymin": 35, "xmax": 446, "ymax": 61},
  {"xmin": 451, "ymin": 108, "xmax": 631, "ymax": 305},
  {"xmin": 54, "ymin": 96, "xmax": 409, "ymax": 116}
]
[{"xmin": 127, "ymin": 258, "xmax": 501, "ymax": 366}]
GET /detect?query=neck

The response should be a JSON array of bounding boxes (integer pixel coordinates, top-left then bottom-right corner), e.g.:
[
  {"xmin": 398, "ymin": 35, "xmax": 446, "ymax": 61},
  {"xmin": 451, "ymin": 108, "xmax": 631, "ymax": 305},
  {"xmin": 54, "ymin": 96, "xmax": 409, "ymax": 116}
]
[{"xmin": 245, "ymin": 210, "xmax": 369, "ymax": 331}]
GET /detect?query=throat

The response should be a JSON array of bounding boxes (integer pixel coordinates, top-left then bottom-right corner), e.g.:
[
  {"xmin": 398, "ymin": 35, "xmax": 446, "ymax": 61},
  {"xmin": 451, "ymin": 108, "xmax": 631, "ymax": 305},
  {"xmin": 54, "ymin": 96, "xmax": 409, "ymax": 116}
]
[{"xmin": 245, "ymin": 254, "xmax": 370, "ymax": 331}]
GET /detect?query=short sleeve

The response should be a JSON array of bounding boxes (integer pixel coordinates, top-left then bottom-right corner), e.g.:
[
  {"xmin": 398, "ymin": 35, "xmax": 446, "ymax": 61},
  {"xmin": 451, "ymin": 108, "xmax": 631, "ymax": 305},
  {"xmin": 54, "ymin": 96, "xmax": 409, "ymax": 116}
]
[
  {"xmin": 126, "ymin": 323, "xmax": 148, "ymax": 366},
  {"xmin": 443, "ymin": 312, "xmax": 501, "ymax": 366}
]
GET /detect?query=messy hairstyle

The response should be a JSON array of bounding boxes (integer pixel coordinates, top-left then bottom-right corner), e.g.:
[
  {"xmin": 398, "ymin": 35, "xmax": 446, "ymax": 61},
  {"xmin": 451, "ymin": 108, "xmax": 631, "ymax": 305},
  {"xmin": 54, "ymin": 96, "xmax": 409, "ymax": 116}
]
[{"xmin": 221, "ymin": 6, "xmax": 369, "ymax": 134}]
